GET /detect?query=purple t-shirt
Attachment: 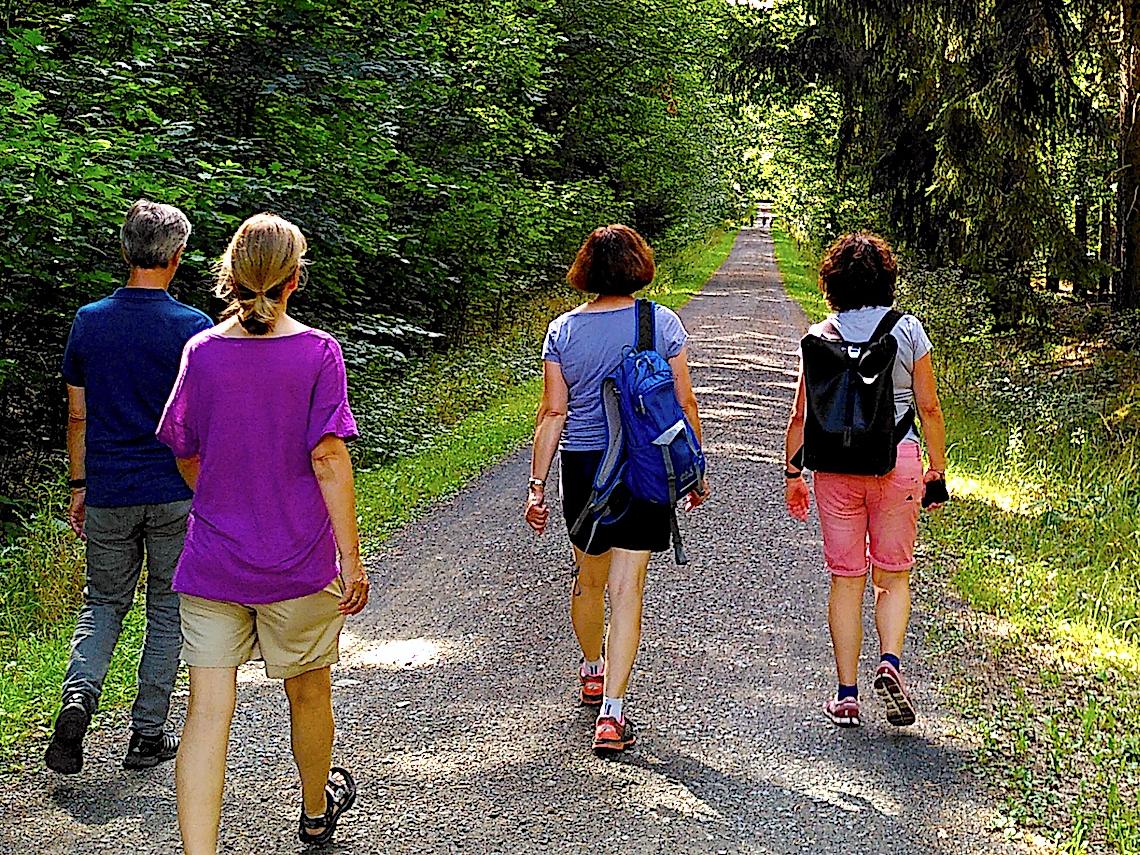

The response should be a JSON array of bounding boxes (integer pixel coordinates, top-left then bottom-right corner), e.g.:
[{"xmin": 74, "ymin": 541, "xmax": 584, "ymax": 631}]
[
  {"xmin": 157, "ymin": 328, "xmax": 358, "ymax": 604},
  {"xmin": 543, "ymin": 303, "xmax": 688, "ymax": 451}
]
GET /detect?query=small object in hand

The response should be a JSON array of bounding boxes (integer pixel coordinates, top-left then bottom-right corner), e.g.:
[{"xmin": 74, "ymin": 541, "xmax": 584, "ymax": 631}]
[{"xmin": 922, "ymin": 478, "xmax": 949, "ymax": 508}]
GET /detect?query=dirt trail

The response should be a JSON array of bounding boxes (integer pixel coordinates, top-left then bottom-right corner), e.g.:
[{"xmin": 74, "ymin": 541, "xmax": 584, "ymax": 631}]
[{"xmin": 0, "ymin": 229, "xmax": 1024, "ymax": 854}]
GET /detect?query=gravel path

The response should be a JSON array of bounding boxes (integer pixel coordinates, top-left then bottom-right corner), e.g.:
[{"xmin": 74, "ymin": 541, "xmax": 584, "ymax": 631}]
[{"xmin": 0, "ymin": 229, "xmax": 1026, "ymax": 854}]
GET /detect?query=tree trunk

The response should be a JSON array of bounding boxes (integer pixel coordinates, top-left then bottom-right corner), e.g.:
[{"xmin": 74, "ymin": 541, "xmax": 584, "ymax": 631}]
[
  {"xmin": 1118, "ymin": 0, "xmax": 1140, "ymax": 308},
  {"xmin": 1101, "ymin": 196, "xmax": 1114, "ymax": 299},
  {"xmin": 1075, "ymin": 197, "xmax": 1088, "ymax": 299}
]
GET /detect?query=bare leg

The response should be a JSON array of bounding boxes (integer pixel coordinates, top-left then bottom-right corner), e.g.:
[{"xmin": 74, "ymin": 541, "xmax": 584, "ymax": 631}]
[
  {"xmin": 872, "ymin": 567, "xmax": 911, "ymax": 659},
  {"xmin": 177, "ymin": 667, "xmax": 237, "ymax": 855},
  {"xmin": 829, "ymin": 574, "xmax": 868, "ymax": 687},
  {"xmin": 284, "ymin": 666, "xmax": 335, "ymax": 820},
  {"xmin": 603, "ymin": 548, "xmax": 650, "ymax": 700},
  {"xmin": 570, "ymin": 548, "xmax": 611, "ymax": 662}
]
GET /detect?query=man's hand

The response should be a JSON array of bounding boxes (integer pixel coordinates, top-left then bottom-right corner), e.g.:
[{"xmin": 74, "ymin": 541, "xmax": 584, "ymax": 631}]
[
  {"xmin": 337, "ymin": 554, "xmax": 370, "ymax": 616},
  {"xmin": 525, "ymin": 486, "xmax": 549, "ymax": 534},
  {"xmin": 786, "ymin": 477, "xmax": 810, "ymax": 522},
  {"xmin": 69, "ymin": 488, "xmax": 87, "ymax": 540}
]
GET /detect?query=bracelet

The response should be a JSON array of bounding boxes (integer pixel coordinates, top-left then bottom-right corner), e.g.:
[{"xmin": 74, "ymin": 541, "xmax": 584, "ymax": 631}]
[
  {"xmin": 68, "ymin": 478, "xmax": 87, "ymax": 490},
  {"xmin": 784, "ymin": 469, "xmax": 802, "ymax": 480}
]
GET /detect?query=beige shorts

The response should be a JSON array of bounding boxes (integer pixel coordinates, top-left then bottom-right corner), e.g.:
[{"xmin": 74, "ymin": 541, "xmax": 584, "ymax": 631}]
[{"xmin": 180, "ymin": 577, "xmax": 346, "ymax": 679}]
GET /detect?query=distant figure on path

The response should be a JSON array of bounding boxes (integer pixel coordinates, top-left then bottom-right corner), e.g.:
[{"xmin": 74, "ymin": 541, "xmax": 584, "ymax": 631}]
[
  {"xmin": 525, "ymin": 225, "xmax": 708, "ymax": 755},
  {"xmin": 157, "ymin": 214, "xmax": 368, "ymax": 852},
  {"xmin": 47, "ymin": 199, "xmax": 212, "ymax": 775},
  {"xmin": 784, "ymin": 232, "xmax": 948, "ymax": 729}
]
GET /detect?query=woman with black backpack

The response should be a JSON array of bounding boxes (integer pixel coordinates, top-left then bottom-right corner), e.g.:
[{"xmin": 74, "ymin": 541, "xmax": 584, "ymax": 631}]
[
  {"xmin": 524, "ymin": 225, "xmax": 709, "ymax": 756},
  {"xmin": 784, "ymin": 232, "xmax": 948, "ymax": 729}
]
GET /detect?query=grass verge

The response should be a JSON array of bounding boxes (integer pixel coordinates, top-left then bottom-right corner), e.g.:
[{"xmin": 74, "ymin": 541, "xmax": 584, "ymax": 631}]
[
  {"xmin": 0, "ymin": 226, "xmax": 739, "ymax": 757},
  {"xmin": 773, "ymin": 226, "xmax": 1140, "ymax": 854}
]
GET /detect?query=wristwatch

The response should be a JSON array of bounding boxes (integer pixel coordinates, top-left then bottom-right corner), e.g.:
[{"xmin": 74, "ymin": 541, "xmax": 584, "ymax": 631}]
[
  {"xmin": 528, "ymin": 477, "xmax": 546, "ymax": 490},
  {"xmin": 784, "ymin": 469, "xmax": 802, "ymax": 480}
]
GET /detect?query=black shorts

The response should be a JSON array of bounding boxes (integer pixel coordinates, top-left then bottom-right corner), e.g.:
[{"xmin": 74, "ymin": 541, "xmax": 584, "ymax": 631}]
[{"xmin": 560, "ymin": 450, "xmax": 672, "ymax": 555}]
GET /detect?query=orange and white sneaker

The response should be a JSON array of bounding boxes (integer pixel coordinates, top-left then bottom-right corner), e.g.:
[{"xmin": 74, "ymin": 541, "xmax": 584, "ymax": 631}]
[
  {"xmin": 579, "ymin": 661, "xmax": 604, "ymax": 707},
  {"xmin": 593, "ymin": 716, "xmax": 636, "ymax": 755}
]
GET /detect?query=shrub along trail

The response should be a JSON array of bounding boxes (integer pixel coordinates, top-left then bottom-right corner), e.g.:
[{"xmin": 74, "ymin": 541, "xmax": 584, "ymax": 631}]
[{"xmin": 0, "ymin": 230, "xmax": 1027, "ymax": 854}]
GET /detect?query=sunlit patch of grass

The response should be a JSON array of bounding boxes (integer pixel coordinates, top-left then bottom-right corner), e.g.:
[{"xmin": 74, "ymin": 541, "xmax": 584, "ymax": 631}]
[
  {"xmin": 946, "ymin": 473, "xmax": 1039, "ymax": 516},
  {"xmin": 772, "ymin": 228, "xmax": 827, "ymax": 321}
]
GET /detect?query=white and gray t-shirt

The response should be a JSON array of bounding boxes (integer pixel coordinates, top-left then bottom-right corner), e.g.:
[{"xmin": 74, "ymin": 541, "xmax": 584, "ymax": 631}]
[{"xmin": 806, "ymin": 305, "xmax": 933, "ymax": 442}]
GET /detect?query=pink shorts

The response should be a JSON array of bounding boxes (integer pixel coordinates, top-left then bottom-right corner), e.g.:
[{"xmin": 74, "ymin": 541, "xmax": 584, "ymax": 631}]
[{"xmin": 813, "ymin": 441, "xmax": 923, "ymax": 576}]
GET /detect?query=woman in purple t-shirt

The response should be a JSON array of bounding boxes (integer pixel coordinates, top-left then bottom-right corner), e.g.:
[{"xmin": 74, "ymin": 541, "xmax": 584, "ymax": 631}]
[
  {"xmin": 157, "ymin": 214, "xmax": 368, "ymax": 852},
  {"xmin": 524, "ymin": 225, "xmax": 709, "ymax": 756}
]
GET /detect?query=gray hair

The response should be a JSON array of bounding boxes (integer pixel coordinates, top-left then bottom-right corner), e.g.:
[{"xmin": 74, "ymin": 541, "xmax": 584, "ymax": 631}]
[{"xmin": 120, "ymin": 199, "xmax": 192, "ymax": 269}]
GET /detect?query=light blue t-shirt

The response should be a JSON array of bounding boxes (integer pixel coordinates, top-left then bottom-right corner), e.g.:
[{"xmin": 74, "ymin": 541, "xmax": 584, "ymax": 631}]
[
  {"xmin": 543, "ymin": 303, "xmax": 689, "ymax": 451},
  {"xmin": 806, "ymin": 305, "xmax": 933, "ymax": 442}
]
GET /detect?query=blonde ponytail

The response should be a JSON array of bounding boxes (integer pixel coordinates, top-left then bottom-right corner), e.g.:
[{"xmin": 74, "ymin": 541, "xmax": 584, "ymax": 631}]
[{"xmin": 214, "ymin": 213, "xmax": 308, "ymax": 335}]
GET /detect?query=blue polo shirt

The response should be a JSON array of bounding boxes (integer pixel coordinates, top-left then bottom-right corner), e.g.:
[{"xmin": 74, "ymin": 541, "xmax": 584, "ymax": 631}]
[{"xmin": 62, "ymin": 287, "xmax": 214, "ymax": 508}]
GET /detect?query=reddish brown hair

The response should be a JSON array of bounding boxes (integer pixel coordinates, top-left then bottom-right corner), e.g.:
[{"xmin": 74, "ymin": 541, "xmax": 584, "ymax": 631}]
[
  {"xmin": 567, "ymin": 225, "xmax": 656, "ymax": 296},
  {"xmin": 818, "ymin": 232, "xmax": 898, "ymax": 312}
]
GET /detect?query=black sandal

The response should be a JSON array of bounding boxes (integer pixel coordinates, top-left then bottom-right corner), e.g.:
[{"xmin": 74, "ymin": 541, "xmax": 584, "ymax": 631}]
[{"xmin": 298, "ymin": 766, "xmax": 357, "ymax": 847}]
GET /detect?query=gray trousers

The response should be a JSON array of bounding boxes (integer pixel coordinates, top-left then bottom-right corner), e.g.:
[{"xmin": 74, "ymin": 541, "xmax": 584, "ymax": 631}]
[{"xmin": 62, "ymin": 500, "xmax": 190, "ymax": 736}]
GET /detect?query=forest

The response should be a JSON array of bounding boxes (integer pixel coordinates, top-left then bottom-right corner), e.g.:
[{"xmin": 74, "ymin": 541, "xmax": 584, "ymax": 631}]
[{"xmin": 4, "ymin": 0, "xmax": 1140, "ymax": 852}]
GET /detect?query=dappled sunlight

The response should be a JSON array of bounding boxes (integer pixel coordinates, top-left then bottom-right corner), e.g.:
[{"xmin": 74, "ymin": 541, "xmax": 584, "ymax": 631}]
[
  {"xmin": 1033, "ymin": 620, "xmax": 1140, "ymax": 677},
  {"xmin": 705, "ymin": 439, "xmax": 781, "ymax": 464},
  {"xmin": 340, "ymin": 632, "xmax": 449, "ymax": 670},
  {"xmin": 947, "ymin": 473, "xmax": 1040, "ymax": 517}
]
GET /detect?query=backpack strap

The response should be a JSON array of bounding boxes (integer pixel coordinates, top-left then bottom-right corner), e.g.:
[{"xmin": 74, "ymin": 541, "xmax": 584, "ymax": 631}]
[
  {"xmin": 870, "ymin": 308, "xmax": 904, "ymax": 343},
  {"xmin": 872, "ymin": 309, "xmax": 914, "ymax": 442},
  {"xmin": 635, "ymin": 299, "xmax": 656, "ymax": 353}
]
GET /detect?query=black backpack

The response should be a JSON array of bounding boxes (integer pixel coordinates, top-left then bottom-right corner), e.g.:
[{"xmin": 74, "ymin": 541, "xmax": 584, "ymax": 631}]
[{"xmin": 799, "ymin": 309, "xmax": 915, "ymax": 476}]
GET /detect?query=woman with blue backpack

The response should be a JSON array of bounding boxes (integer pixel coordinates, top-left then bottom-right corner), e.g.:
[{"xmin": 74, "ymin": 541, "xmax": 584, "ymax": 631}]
[
  {"xmin": 524, "ymin": 224, "xmax": 708, "ymax": 756},
  {"xmin": 784, "ymin": 232, "xmax": 948, "ymax": 729}
]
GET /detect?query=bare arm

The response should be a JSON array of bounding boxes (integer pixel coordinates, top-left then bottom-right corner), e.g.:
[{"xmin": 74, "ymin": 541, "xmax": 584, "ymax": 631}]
[
  {"xmin": 175, "ymin": 455, "xmax": 200, "ymax": 491},
  {"xmin": 669, "ymin": 346, "xmax": 703, "ymax": 444},
  {"xmin": 669, "ymin": 346, "xmax": 709, "ymax": 508},
  {"xmin": 525, "ymin": 362, "xmax": 569, "ymax": 534},
  {"xmin": 784, "ymin": 370, "xmax": 811, "ymax": 521},
  {"xmin": 784, "ymin": 369, "xmax": 806, "ymax": 470},
  {"xmin": 66, "ymin": 385, "xmax": 87, "ymax": 538},
  {"xmin": 311, "ymin": 434, "xmax": 369, "ymax": 615},
  {"xmin": 912, "ymin": 353, "xmax": 947, "ymax": 474}
]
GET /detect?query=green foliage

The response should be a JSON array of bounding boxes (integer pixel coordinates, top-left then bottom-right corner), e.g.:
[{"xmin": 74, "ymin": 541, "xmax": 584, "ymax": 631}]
[
  {"xmin": 0, "ymin": 0, "xmax": 746, "ymax": 515},
  {"xmin": 730, "ymin": 0, "xmax": 1119, "ymax": 299}
]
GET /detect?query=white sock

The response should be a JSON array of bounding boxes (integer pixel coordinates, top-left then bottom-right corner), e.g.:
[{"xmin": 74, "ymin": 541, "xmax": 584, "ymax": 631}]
[
  {"xmin": 581, "ymin": 657, "xmax": 604, "ymax": 676},
  {"xmin": 600, "ymin": 696, "xmax": 624, "ymax": 721}
]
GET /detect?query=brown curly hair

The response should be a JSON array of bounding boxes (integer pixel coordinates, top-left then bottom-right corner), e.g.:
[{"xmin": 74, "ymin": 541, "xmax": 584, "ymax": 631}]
[
  {"xmin": 567, "ymin": 225, "xmax": 656, "ymax": 296},
  {"xmin": 818, "ymin": 232, "xmax": 898, "ymax": 312}
]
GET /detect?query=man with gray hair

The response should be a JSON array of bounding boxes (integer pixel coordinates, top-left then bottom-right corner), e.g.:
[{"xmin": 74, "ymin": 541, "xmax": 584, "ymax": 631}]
[{"xmin": 46, "ymin": 200, "xmax": 213, "ymax": 774}]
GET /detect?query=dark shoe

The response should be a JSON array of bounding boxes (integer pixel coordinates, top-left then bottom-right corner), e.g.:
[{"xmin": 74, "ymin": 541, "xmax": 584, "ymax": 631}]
[
  {"xmin": 123, "ymin": 730, "xmax": 179, "ymax": 770},
  {"xmin": 299, "ymin": 767, "xmax": 357, "ymax": 847},
  {"xmin": 45, "ymin": 695, "xmax": 92, "ymax": 775},
  {"xmin": 874, "ymin": 661, "xmax": 917, "ymax": 727},
  {"xmin": 593, "ymin": 716, "xmax": 636, "ymax": 756}
]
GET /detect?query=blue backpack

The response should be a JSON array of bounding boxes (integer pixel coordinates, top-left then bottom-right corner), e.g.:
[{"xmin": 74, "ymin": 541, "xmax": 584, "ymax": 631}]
[{"xmin": 569, "ymin": 299, "xmax": 706, "ymax": 564}]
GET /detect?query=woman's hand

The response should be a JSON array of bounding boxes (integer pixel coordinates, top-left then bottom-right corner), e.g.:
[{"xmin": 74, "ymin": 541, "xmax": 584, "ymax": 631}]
[
  {"xmin": 69, "ymin": 487, "xmax": 87, "ymax": 540},
  {"xmin": 923, "ymin": 468, "xmax": 948, "ymax": 512},
  {"xmin": 786, "ymin": 477, "xmax": 811, "ymax": 522},
  {"xmin": 338, "ymin": 554, "xmax": 370, "ymax": 616},
  {"xmin": 682, "ymin": 478, "xmax": 710, "ymax": 512},
  {"xmin": 525, "ymin": 486, "xmax": 549, "ymax": 534}
]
